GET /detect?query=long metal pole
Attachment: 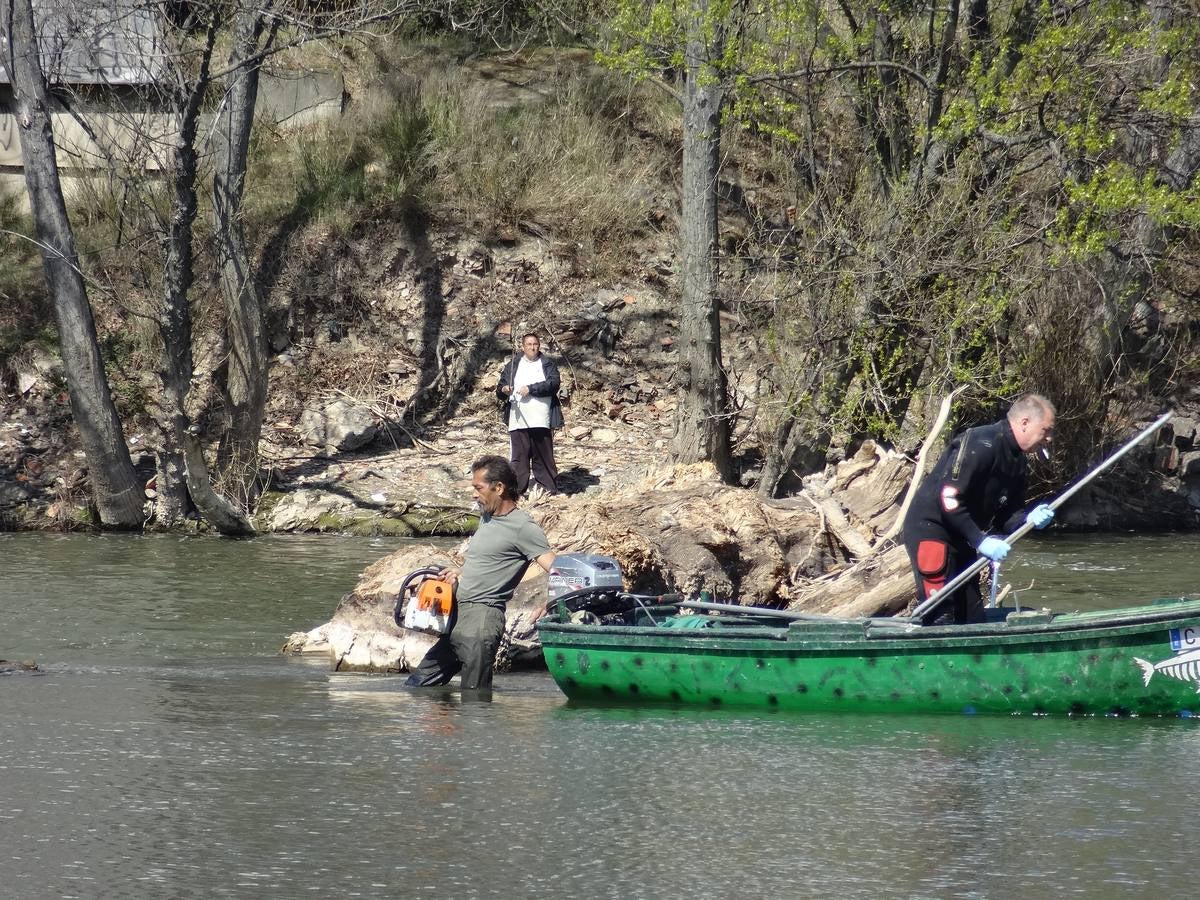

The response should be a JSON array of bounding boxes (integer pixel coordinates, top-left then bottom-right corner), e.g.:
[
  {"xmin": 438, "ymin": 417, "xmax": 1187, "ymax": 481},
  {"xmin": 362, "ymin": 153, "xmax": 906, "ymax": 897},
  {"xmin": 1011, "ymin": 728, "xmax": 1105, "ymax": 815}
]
[
  {"xmin": 909, "ymin": 409, "xmax": 1175, "ymax": 622},
  {"xmin": 679, "ymin": 599, "xmax": 840, "ymax": 621}
]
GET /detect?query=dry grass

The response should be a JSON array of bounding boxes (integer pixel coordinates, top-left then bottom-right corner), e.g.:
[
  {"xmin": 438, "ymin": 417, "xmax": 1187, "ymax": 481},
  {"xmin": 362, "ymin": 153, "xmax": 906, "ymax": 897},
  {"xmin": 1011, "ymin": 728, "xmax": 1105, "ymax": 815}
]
[
  {"xmin": 246, "ymin": 41, "xmax": 669, "ymax": 260},
  {"xmin": 422, "ymin": 63, "xmax": 663, "ymax": 246},
  {"xmin": 0, "ymin": 194, "xmax": 52, "ymax": 374}
]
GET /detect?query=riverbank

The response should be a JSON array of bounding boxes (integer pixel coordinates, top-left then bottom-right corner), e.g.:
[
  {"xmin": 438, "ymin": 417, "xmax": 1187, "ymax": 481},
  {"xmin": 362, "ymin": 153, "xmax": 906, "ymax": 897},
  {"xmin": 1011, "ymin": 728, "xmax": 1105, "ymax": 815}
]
[
  {"xmin": 249, "ymin": 397, "xmax": 674, "ymax": 537},
  {"xmin": 0, "ymin": 239, "xmax": 682, "ymax": 534},
  {"xmin": 5, "ymin": 40, "xmax": 1200, "ymax": 540},
  {"xmin": 0, "ymin": 366, "xmax": 673, "ymax": 535}
]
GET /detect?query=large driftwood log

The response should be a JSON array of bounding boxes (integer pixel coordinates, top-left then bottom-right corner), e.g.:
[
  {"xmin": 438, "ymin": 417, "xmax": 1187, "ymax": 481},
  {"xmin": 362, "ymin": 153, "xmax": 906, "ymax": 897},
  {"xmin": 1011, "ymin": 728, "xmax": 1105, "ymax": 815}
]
[
  {"xmin": 283, "ymin": 455, "xmax": 922, "ymax": 673},
  {"xmin": 535, "ymin": 463, "xmax": 803, "ymax": 605},
  {"xmin": 283, "ymin": 463, "xmax": 832, "ymax": 671},
  {"xmin": 792, "ymin": 545, "xmax": 914, "ymax": 618}
]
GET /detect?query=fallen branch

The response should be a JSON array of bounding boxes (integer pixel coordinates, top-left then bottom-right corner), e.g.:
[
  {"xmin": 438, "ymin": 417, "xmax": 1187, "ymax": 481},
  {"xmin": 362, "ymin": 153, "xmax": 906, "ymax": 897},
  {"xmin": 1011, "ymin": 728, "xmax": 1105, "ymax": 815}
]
[
  {"xmin": 879, "ymin": 386, "xmax": 965, "ymax": 544},
  {"xmin": 800, "ymin": 484, "xmax": 873, "ymax": 559}
]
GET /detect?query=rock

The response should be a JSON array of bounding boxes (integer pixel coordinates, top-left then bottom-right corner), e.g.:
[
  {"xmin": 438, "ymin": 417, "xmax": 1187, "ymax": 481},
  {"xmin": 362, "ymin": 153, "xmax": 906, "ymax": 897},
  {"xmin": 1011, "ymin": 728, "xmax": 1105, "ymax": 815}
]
[
  {"xmin": 1172, "ymin": 416, "xmax": 1198, "ymax": 449},
  {"xmin": 592, "ymin": 428, "xmax": 620, "ymax": 444},
  {"xmin": 0, "ymin": 659, "xmax": 40, "ymax": 675},
  {"xmin": 568, "ymin": 425, "xmax": 592, "ymax": 440},
  {"xmin": 298, "ymin": 408, "xmax": 326, "ymax": 447},
  {"xmin": 264, "ymin": 489, "xmax": 357, "ymax": 531},
  {"xmin": 0, "ymin": 483, "xmax": 33, "ymax": 507},
  {"xmin": 1181, "ymin": 477, "xmax": 1200, "ymax": 510},
  {"xmin": 298, "ymin": 399, "xmax": 377, "ymax": 452},
  {"xmin": 1180, "ymin": 450, "xmax": 1200, "ymax": 478}
]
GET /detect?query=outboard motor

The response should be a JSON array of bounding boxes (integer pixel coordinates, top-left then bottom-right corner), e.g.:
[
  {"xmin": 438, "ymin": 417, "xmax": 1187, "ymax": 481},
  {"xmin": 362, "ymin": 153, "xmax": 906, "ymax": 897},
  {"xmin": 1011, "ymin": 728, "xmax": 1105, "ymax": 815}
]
[
  {"xmin": 548, "ymin": 553, "xmax": 623, "ymax": 602},
  {"xmin": 394, "ymin": 567, "xmax": 454, "ymax": 636}
]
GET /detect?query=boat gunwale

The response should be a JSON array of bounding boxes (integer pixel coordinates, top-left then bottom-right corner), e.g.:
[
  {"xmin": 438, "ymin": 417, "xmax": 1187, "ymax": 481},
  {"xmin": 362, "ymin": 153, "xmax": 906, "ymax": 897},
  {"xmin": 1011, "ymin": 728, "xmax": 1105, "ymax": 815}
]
[{"xmin": 537, "ymin": 598, "xmax": 1200, "ymax": 653}]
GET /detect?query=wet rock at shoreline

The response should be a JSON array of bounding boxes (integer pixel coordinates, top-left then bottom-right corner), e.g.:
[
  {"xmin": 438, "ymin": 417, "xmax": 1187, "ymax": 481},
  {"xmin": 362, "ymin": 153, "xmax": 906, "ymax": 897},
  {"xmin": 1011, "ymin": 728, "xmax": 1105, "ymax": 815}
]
[{"xmin": 0, "ymin": 659, "xmax": 40, "ymax": 675}]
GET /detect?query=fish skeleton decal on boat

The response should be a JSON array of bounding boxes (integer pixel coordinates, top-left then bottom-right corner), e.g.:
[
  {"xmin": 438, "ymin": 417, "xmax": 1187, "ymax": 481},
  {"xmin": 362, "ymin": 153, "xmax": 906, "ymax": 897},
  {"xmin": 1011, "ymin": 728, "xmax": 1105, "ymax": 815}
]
[
  {"xmin": 1134, "ymin": 649, "xmax": 1200, "ymax": 691},
  {"xmin": 1132, "ymin": 628, "xmax": 1200, "ymax": 696},
  {"xmin": 1134, "ymin": 627, "xmax": 1200, "ymax": 692}
]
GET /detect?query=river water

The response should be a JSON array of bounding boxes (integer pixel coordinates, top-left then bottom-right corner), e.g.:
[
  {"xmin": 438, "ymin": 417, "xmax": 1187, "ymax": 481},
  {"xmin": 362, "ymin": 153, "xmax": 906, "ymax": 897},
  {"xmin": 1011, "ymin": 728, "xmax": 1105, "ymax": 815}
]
[{"xmin": 3, "ymin": 531, "xmax": 1200, "ymax": 898}]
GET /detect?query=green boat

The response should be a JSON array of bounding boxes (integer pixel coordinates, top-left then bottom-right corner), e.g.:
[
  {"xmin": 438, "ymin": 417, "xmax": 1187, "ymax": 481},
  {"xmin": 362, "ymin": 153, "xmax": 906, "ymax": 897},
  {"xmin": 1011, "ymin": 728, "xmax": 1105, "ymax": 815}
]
[{"xmin": 537, "ymin": 594, "xmax": 1200, "ymax": 717}]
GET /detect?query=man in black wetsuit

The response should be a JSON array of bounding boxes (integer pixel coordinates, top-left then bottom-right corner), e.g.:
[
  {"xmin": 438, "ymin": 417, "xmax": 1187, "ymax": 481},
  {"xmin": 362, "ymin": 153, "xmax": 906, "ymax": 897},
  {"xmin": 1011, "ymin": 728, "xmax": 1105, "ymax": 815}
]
[{"xmin": 903, "ymin": 394, "xmax": 1057, "ymax": 624}]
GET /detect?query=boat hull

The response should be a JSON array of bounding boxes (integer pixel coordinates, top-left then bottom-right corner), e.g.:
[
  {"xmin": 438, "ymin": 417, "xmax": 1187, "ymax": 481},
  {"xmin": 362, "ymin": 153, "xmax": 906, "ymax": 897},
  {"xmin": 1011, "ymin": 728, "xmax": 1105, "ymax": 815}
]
[{"xmin": 538, "ymin": 600, "xmax": 1200, "ymax": 716}]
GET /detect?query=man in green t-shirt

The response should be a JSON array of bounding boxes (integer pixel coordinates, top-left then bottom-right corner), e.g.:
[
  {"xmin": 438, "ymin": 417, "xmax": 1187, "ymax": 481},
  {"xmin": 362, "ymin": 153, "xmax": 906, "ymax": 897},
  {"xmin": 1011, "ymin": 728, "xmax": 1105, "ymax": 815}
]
[{"xmin": 405, "ymin": 455, "xmax": 556, "ymax": 690}]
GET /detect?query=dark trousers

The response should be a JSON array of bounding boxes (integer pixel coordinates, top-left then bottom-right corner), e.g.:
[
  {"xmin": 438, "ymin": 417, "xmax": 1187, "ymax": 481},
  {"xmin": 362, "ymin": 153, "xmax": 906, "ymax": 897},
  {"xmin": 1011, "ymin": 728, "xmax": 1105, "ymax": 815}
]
[
  {"xmin": 509, "ymin": 427, "xmax": 558, "ymax": 495},
  {"xmin": 405, "ymin": 602, "xmax": 507, "ymax": 690},
  {"xmin": 904, "ymin": 535, "xmax": 984, "ymax": 625}
]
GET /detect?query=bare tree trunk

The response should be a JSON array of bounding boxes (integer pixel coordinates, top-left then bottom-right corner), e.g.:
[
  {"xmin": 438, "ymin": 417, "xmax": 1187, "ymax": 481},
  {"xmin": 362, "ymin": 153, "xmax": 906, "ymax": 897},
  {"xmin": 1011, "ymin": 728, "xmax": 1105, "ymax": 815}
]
[
  {"xmin": 213, "ymin": 10, "xmax": 274, "ymax": 506},
  {"xmin": 183, "ymin": 433, "xmax": 253, "ymax": 534},
  {"xmin": 152, "ymin": 17, "xmax": 251, "ymax": 535},
  {"xmin": 758, "ymin": 415, "xmax": 825, "ymax": 499},
  {"xmin": 152, "ymin": 449, "xmax": 189, "ymax": 527},
  {"xmin": 2, "ymin": 0, "xmax": 143, "ymax": 528},
  {"xmin": 926, "ymin": 0, "xmax": 961, "ymax": 138},
  {"xmin": 672, "ymin": 0, "xmax": 733, "ymax": 481},
  {"xmin": 153, "ymin": 55, "xmax": 206, "ymax": 527}
]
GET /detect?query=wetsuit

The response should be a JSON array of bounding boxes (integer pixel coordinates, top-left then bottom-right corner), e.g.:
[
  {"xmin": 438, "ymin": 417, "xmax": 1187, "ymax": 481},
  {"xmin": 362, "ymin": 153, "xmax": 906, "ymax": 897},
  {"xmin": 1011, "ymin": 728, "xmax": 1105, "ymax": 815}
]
[{"xmin": 902, "ymin": 419, "xmax": 1028, "ymax": 624}]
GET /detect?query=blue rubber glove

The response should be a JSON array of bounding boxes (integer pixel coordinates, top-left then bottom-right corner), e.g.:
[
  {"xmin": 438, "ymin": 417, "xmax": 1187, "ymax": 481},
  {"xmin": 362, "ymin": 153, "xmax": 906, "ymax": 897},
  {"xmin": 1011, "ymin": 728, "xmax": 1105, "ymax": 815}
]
[
  {"xmin": 977, "ymin": 536, "xmax": 1011, "ymax": 562},
  {"xmin": 1026, "ymin": 503, "xmax": 1054, "ymax": 530}
]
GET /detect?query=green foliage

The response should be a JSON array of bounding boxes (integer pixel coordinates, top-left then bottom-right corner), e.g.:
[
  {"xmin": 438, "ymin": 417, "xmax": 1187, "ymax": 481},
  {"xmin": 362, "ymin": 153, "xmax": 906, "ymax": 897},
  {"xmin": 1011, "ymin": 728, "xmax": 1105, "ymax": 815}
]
[
  {"xmin": 1054, "ymin": 163, "xmax": 1200, "ymax": 258},
  {"xmin": 366, "ymin": 101, "xmax": 435, "ymax": 208},
  {"xmin": 592, "ymin": 0, "xmax": 1200, "ymax": 464},
  {"xmin": 294, "ymin": 128, "xmax": 370, "ymax": 218},
  {"xmin": 597, "ymin": 1, "xmax": 685, "ymax": 79},
  {"xmin": 945, "ymin": 2, "xmax": 1200, "ymax": 261}
]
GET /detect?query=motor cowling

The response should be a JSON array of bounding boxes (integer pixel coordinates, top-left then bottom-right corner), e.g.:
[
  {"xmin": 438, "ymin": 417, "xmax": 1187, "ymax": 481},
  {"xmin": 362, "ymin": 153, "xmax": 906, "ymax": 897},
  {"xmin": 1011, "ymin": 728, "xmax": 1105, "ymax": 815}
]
[{"xmin": 548, "ymin": 553, "xmax": 623, "ymax": 601}]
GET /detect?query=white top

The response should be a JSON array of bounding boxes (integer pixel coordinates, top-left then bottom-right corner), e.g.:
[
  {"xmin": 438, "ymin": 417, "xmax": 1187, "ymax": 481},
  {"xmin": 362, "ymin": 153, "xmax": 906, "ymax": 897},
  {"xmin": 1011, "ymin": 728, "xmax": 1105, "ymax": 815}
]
[{"xmin": 508, "ymin": 357, "xmax": 552, "ymax": 431}]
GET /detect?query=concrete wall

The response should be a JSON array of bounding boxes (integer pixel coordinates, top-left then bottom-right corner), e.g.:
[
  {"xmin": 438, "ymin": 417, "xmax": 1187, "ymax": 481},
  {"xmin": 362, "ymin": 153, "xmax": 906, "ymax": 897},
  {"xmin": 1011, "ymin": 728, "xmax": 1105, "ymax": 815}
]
[
  {"xmin": 0, "ymin": 69, "xmax": 344, "ymax": 205},
  {"xmin": 0, "ymin": 105, "xmax": 172, "ymax": 171},
  {"xmin": 257, "ymin": 70, "xmax": 345, "ymax": 127}
]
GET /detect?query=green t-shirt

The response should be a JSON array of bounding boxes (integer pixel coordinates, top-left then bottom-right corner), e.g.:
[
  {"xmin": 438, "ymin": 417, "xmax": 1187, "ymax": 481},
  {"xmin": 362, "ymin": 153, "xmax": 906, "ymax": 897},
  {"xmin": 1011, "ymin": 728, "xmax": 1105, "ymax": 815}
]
[{"xmin": 457, "ymin": 508, "xmax": 551, "ymax": 609}]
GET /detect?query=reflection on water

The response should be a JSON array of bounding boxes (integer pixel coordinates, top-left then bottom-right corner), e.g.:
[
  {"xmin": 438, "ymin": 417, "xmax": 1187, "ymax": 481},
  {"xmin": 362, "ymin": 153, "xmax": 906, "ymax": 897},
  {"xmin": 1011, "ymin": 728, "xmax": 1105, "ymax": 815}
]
[{"xmin": 3, "ymin": 532, "xmax": 1200, "ymax": 897}]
